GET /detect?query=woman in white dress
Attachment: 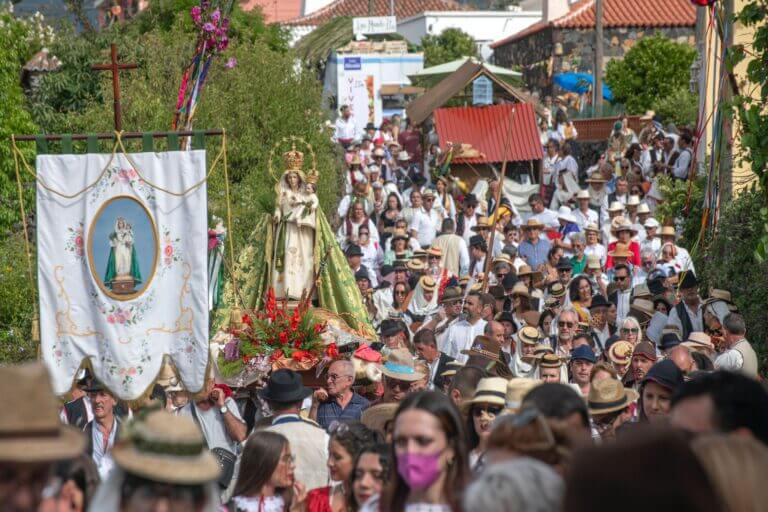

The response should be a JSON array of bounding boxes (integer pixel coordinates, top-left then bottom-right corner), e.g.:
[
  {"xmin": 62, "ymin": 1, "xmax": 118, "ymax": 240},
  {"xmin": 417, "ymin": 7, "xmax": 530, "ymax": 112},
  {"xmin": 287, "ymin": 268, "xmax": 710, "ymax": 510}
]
[
  {"xmin": 361, "ymin": 391, "xmax": 469, "ymax": 512},
  {"xmin": 224, "ymin": 431, "xmax": 306, "ymax": 512},
  {"xmin": 272, "ymin": 169, "xmax": 318, "ymax": 300}
]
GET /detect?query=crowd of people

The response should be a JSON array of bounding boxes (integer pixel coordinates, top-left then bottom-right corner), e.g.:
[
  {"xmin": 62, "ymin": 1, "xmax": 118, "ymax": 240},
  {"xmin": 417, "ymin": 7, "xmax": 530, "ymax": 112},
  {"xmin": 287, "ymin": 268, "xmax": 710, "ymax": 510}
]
[{"xmin": 2, "ymin": 109, "xmax": 766, "ymax": 512}]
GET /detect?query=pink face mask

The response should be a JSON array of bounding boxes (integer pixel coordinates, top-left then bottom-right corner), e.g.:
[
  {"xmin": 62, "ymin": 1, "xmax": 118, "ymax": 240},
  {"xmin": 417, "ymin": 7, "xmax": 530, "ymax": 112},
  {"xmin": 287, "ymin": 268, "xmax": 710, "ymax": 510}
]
[{"xmin": 396, "ymin": 451, "xmax": 443, "ymax": 490}]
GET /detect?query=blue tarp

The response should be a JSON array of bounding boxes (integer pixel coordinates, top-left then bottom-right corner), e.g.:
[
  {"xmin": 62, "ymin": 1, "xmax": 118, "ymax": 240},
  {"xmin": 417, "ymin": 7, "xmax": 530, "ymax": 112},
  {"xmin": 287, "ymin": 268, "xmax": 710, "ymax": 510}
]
[{"xmin": 553, "ymin": 72, "xmax": 614, "ymax": 102}]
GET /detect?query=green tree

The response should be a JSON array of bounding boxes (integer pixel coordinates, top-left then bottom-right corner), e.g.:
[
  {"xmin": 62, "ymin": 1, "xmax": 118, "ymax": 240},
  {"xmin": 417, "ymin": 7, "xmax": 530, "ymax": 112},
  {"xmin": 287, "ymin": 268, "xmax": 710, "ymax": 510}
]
[
  {"xmin": 421, "ymin": 28, "xmax": 477, "ymax": 67},
  {"xmin": 605, "ymin": 35, "xmax": 696, "ymax": 114},
  {"xmin": 727, "ymin": 0, "xmax": 768, "ymax": 262}
]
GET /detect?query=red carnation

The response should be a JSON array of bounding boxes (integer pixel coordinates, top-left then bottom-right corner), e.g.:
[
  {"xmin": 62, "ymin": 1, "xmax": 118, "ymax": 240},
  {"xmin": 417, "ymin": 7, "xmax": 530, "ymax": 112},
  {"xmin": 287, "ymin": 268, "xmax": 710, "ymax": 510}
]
[
  {"xmin": 292, "ymin": 350, "xmax": 311, "ymax": 362},
  {"xmin": 314, "ymin": 322, "xmax": 325, "ymax": 334},
  {"xmin": 241, "ymin": 313, "xmax": 253, "ymax": 327},
  {"xmin": 279, "ymin": 331, "xmax": 288, "ymax": 345},
  {"xmin": 326, "ymin": 342, "xmax": 339, "ymax": 359}
]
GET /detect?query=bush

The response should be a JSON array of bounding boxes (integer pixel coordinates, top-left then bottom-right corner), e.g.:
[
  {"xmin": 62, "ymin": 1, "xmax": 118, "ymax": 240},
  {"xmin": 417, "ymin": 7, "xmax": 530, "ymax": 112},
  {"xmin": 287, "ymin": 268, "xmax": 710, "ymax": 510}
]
[
  {"xmin": 605, "ymin": 35, "xmax": 696, "ymax": 114},
  {"xmin": 652, "ymin": 87, "xmax": 699, "ymax": 127},
  {"xmin": 691, "ymin": 188, "xmax": 768, "ymax": 371},
  {"xmin": 0, "ymin": 234, "xmax": 37, "ymax": 363}
]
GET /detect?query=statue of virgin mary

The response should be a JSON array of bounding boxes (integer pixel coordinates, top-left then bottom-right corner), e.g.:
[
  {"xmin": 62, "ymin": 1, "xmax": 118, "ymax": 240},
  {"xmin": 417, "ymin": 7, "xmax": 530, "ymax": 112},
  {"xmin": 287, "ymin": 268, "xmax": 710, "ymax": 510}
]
[
  {"xmin": 212, "ymin": 142, "xmax": 376, "ymax": 339},
  {"xmin": 104, "ymin": 217, "xmax": 142, "ymax": 290}
]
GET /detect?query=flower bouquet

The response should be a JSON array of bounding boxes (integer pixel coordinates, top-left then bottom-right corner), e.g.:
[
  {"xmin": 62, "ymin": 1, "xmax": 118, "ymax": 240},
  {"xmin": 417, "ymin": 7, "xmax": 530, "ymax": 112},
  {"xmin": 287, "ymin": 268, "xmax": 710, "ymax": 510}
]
[{"xmin": 217, "ymin": 288, "xmax": 336, "ymax": 383}]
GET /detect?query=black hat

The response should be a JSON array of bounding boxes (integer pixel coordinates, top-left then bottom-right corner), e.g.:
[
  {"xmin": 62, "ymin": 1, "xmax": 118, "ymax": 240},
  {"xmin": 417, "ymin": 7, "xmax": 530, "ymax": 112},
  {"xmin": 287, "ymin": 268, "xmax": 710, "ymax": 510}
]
[
  {"xmin": 345, "ymin": 244, "xmax": 363, "ymax": 257},
  {"xmin": 412, "ymin": 174, "xmax": 427, "ymax": 186},
  {"xmin": 258, "ymin": 369, "xmax": 312, "ymax": 404},
  {"xmin": 659, "ymin": 332, "xmax": 682, "ymax": 351},
  {"xmin": 355, "ymin": 268, "xmax": 370, "ymax": 282},
  {"xmin": 488, "ymin": 285, "xmax": 505, "ymax": 301},
  {"xmin": 469, "ymin": 235, "xmax": 487, "ymax": 250},
  {"xmin": 393, "ymin": 259, "xmax": 408, "ymax": 271},
  {"xmin": 365, "ymin": 122, "xmax": 376, "ymax": 130},
  {"xmin": 589, "ymin": 294, "xmax": 611, "ymax": 310},
  {"xmin": 501, "ymin": 273, "xmax": 518, "ymax": 291},
  {"xmin": 463, "ymin": 193, "xmax": 479, "ymax": 207},
  {"xmin": 379, "ymin": 319, "xmax": 406, "ymax": 337},
  {"xmin": 495, "ymin": 311, "xmax": 515, "ymax": 325},
  {"xmin": 379, "ymin": 264, "xmax": 394, "ymax": 278},
  {"xmin": 647, "ymin": 274, "xmax": 667, "ymax": 295},
  {"xmin": 556, "ymin": 258, "xmax": 573, "ymax": 271},
  {"xmin": 81, "ymin": 377, "xmax": 108, "ymax": 393},
  {"xmin": 679, "ymin": 271, "xmax": 698, "ymax": 290},
  {"xmin": 642, "ymin": 359, "xmax": 684, "ymax": 392}
]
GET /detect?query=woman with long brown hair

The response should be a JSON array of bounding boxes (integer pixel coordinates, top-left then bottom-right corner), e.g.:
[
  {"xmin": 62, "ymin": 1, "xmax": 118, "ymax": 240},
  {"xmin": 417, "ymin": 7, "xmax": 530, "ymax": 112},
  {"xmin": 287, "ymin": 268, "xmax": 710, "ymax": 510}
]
[
  {"xmin": 224, "ymin": 431, "xmax": 306, "ymax": 512},
  {"xmin": 361, "ymin": 391, "xmax": 470, "ymax": 512}
]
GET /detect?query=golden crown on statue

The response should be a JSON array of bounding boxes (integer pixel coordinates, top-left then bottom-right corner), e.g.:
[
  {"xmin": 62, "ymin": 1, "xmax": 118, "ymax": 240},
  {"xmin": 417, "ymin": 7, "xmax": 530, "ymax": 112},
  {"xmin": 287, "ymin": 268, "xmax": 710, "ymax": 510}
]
[{"xmin": 283, "ymin": 143, "xmax": 304, "ymax": 172}]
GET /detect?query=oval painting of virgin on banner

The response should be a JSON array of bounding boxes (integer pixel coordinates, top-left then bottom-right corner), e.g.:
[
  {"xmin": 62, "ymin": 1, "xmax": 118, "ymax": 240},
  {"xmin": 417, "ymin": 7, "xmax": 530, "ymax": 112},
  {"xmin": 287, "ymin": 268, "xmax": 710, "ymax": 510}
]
[{"xmin": 88, "ymin": 196, "xmax": 158, "ymax": 301}]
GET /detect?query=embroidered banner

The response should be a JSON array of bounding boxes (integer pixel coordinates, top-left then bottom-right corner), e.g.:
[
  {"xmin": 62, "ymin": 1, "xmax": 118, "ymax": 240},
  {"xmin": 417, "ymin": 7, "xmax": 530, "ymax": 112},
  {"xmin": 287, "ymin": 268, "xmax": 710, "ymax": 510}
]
[{"xmin": 37, "ymin": 151, "xmax": 208, "ymax": 399}]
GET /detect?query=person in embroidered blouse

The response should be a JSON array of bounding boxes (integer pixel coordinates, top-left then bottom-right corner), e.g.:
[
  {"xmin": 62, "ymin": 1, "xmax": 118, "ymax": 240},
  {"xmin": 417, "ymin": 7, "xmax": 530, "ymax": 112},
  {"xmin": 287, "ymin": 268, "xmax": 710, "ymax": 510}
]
[{"xmin": 224, "ymin": 431, "xmax": 306, "ymax": 512}]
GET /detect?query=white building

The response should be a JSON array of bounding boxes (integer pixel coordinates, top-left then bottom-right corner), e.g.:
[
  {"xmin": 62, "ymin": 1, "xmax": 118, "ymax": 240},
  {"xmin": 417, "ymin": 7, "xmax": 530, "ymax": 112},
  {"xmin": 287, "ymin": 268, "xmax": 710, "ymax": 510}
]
[{"xmin": 397, "ymin": 10, "xmax": 542, "ymax": 60}]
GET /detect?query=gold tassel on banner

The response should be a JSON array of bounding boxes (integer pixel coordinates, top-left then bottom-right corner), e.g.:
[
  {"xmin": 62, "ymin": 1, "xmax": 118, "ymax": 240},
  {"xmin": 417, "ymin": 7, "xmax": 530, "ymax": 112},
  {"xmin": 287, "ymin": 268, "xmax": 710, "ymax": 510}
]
[{"xmin": 229, "ymin": 307, "xmax": 243, "ymax": 330}]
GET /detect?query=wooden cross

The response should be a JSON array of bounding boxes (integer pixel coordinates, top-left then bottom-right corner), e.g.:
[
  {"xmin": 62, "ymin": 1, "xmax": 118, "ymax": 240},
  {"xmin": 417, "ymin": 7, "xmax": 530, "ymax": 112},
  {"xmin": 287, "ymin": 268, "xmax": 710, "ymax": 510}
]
[{"xmin": 91, "ymin": 44, "xmax": 138, "ymax": 132}]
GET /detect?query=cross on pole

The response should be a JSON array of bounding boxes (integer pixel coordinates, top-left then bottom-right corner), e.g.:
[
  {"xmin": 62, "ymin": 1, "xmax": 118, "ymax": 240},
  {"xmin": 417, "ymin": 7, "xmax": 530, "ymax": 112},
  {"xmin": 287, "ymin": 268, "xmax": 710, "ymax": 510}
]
[{"xmin": 91, "ymin": 44, "xmax": 138, "ymax": 133}]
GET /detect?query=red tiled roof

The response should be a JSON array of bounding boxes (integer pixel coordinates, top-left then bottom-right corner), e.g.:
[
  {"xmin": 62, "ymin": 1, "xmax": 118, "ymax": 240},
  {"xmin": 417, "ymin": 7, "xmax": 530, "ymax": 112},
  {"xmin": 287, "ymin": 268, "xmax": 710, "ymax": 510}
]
[
  {"xmin": 491, "ymin": 0, "xmax": 696, "ymax": 48},
  {"xmin": 240, "ymin": 0, "xmax": 303, "ymax": 23},
  {"xmin": 434, "ymin": 103, "xmax": 543, "ymax": 164},
  {"xmin": 284, "ymin": 0, "xmax": 465, "ymax": 26}
]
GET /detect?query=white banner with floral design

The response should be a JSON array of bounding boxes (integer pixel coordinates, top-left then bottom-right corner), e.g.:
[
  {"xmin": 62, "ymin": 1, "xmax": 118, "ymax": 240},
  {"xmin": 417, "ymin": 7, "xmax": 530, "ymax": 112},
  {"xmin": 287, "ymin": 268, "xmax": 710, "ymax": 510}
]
[{"xmin": 37, "ymin": 151, "xmax": 209, "ymax": 400}]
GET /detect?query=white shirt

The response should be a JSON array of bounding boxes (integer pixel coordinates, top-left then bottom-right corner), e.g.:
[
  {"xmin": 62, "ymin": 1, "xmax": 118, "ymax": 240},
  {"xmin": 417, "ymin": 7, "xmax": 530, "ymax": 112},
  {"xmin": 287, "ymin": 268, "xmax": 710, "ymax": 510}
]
[
  {"xmin": 714, "ymin": 347, "xmax": 745, "ymax": 372},
  {"xmin": 410, "ymin": 208, "xmax": 439, "ymax": 247},
  {"xmin": 674, "ymin": 245, "xmax": 695, "ymax": 273},
  {"xmin": 442, "ymin": 318, "xmax": 487, "ymax": 363},
  {"xmin": 530, "ymin": 208, "xmax": 560, "ymax": 229},
  {"xmin": 667, "ymin": 302, "xmax": 704, "ymax": 334},
  {"xmin": 460, "ymin": 214, "xmax": 478, "ymax": 244},
  {"xmin": 573, "ymin": 208, "xmax": 598, "ymax": 229},
  {"xmin": 616, "ymin": 289, "xmax": 632, "ymax": 324},
  {"xmin": 673, "ymin": 148, "xmax": 692, "ymax": 179},
  {"xmin": 585, "ymin": 243, "xmax": 607, "ymax": 267},
  {"xmin": 90, "ymin": 418, "xmax": 118, "ymax": 480},
  {"xmin": 334, "ymin": 117, "xmax": 358, "ymax": 142}
]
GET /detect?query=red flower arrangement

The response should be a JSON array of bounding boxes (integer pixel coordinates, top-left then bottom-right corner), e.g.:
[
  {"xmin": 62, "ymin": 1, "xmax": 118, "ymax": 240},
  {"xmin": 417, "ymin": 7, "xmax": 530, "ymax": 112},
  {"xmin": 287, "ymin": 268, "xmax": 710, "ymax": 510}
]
[{"xmin": 218, "ymin": 288, "xmax": 333, "ymax": 378}]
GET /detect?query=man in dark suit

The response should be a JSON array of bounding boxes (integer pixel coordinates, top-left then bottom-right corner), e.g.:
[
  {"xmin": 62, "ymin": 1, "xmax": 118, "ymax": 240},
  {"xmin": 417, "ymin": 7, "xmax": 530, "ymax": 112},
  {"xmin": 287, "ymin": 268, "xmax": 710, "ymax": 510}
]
[{"xmin": 413, "ymin": 329, "xmax": 455, "ymax": 390}]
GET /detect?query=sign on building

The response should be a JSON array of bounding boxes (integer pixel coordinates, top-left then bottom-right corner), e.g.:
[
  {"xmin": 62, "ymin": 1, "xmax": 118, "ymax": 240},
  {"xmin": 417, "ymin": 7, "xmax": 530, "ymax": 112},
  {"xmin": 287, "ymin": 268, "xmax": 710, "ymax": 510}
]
[
  {"xmin": 473, "ymin": 75, "xmax": 493, "ymax": 106},
  {"xmin": 353, "ymin": 16, "xmax": 397, "ymax": 35}
]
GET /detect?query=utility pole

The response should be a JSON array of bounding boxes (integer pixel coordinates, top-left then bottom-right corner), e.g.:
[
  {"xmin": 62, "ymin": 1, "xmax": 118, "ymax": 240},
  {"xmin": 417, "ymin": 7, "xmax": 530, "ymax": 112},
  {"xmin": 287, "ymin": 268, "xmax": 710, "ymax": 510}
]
[
  {"xmin": 695, "ymin": 3, "xmax": 708, "ymax": 181},
  {"xmin": 368, "ymin": 0, "xmax": 373, "ymax": 15},
  {"xmin": 593, "ymin": 0, "xmax": 604, "ymax": 115}
]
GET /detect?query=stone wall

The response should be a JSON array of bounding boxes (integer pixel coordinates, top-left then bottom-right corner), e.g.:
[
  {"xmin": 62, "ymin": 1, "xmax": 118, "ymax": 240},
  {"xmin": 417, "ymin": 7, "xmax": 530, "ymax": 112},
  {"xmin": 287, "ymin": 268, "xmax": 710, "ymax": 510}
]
[{"xmin": 494, "ymin": 26, "xmax": 696, "ymax": 99}]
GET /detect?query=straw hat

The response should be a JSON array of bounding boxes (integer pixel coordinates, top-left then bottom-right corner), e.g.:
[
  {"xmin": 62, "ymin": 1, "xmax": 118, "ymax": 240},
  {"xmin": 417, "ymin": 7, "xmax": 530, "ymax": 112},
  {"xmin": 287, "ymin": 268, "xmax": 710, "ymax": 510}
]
[
  {"xmin": 586, "ymin": 174, "xmax": 608, "ymax": 184},
  {"xmin": 397, "ymin": 150, "xmax": 410, "ymax": 161},
  {"xmin": 441, "ymin": 286, "xmax": 462, "ymax": 304},
  {"xmin": 682, "ymin": 332, "xmax": 714, "ymax": 353},
  {"xmin": 419, "ymin": 275, "xmax": 437, "ymax": 292},
  {"xmin": 611, "ymin": 218, "xmax": 637, "ymax": 235},
  {"xmin": 0, "ymin": 363, "xmax": 86, "ymax": 462},
  {"xmin": 607, "ymin": 201, "xmax": 625, "ymax": 213},
  {"xmin": 471, "ymin": 216, "xmax": 492, "ymax": 231},
  {"xmin": 373, "ymin": 147, "xmax": 386, "ymax": 157},
  {"xmin": 112, "ymin": 410, "xmax": 220, "ymax": 485},
  {"xmin": 505, "ymin": 378, "xmax": 540, "ymax": 413},
  {"xmin": 377, "ymin": 348, "xmax": 426, "ymax": 382},
  {"xmin": 637, "ymin": 203, "xmax": 651, "ymax": 215},
  {"xmin": 629, "ymin": 298, "xmax": 655, "ymax": 324},
  {"xmin": 704, "ymin": 289, "xmax": 733, "ymax": 305},
  {"xmin": 361, "ymin": 403, "xmax": 399, "ymax": 434},
  {"xmin": 608, "ymin": 341, "xmax": 634, "ymax": 366},
  {"xmin": 518, "ymin": 326, "xmax": 540, "ymax": 345},
  {"xmin": 523, "ymin": 218, "xmax": 545, "ymax": 230},
  {"xmin": 440, "ymin": 360, "xmax": 465, "ymax": 378},
  {"xmin": 533, "ymin": 343, "xmax": 554, "ymax": 358},
  {"xmin": 549, "ymin": 282, "xmax": 567, "ymax": 298},
  {"xmin": 587, "ymin": 378, "xmax": 638, "ymax": 416},
  {"xmin": 584, "ymin": 222, "xmax": 600, "ymax": 233},
  {"xmin": 510, "ymin": 281, "xmax": 531, "ymax": 298},
  {"xmin": 426, "ymin": 246, "xmax": 442, "ymax": 258},
  {"xmin": 406, "ymin": 259, "xmax": 426, "ymax": 272},
  {"xmin": 576, "ymin": 189, "xmax": 591, "ymax": 200},
  {"xmin": 626, "ymin": 195, "xmax": 641, "ymax": 207},
  {"xmin": 644, "ymin": 218, "xmax": 660, "ymax": 229},
  {"xmin": 391, "ymin": 229, "xmax": 409, "ymax": 243},
  {"xmin": 586, "ymin": 254, "xmax": 602, "ymax": 270},
  {"xmin": 517, "ymin": 265, "xmax": 542, "ymax": 280},
  {"xmin": 493, "ymin": 254, "xmax": 513, "ymax": 267},
  {"xmin": 608, "ymin": 243, "xmax": 633, "ymax": 258},
  {"xmin": 660, "ymin": 226, "xmax": 676, "ymax": 237},
  {"xmin": 412, "ymin": 248, "xmax": 428, "ymax": 260},
  {"xmin": 538, "ymin": 353, "xmax": 562, "ymax": 368},
  {"xmin": 463, "ymin": 377, "xmax": 508, "ymax": 409},
  {"xmin": 461, "ymin": 335, "xmax": 505, "ymax": 365}
]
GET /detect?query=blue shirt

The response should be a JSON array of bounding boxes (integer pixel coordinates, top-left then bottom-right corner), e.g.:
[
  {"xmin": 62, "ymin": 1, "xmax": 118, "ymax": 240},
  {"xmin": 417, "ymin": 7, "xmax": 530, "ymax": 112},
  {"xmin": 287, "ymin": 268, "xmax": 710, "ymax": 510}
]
[
  {"xmin": 317, "ymin": 392, "xmax": 370, "ymax": 430},
  {"xmin": 518, "ymin": 237, "xmax": 552, "ymax": 270}
]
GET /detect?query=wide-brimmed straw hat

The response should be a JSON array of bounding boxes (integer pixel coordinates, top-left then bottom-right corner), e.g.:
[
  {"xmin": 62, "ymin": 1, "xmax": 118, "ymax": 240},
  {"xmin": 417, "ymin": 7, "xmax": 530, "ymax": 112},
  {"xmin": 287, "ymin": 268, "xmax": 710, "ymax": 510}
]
[
  {"xmin": 523, "ymin": 218, "xmax": 545, "ymax": 230},
  {"xmin": 471, "ymin": 216, "xmax": 492, "ymax": 231},
  {"xmin": 461, "ymin": 335, "xmax": 505, "ymax": 365},
  {"xmin": 112, "ymin": 410, "xmax": 220, "ymax": 485},
  {"xmin": 361, "ymin": 403, "xmax": 399, "ymax": 434},
  {"xmin": 557, "ymin": 206, "xmax": 578, "ymax": 224},
  {"xmin": 426, "ymin": 246, "xmax": 443, "ymax": 258},
  {"xmin": 611, "ymin": 218, "xmax": 637, "ymax": 235},
  {"xmin": 626, "ymin": 195, "xmax": 641, "ymax": 207},
  {"xmin": 419, "ymin": 275, "xmax": 437, "ymax": 292},
  {"xmin": 586, "ymin": 175, "xmax": 608, "ymax": 184},
  {"xmin": 0, "ymin": 363, "xmax": 86, "ymax": 462},
  {"xmin": 704, "ymin": 288, "xmax": 733, "ymax": 305},
  {"xmin": 607, "ymin": 201, "xmax": 625, "ymax": 213},
  {"xmin": 587, "ymin": 378, "xmax": 638, "ymax": 416},
  {"xmin": 629, "ymin": 298, "xmax": 655, "ymax": 325},
  {"xmin": 517, "ymin": 265, "xmax": 542, "ymax": 281},
  {"xmin": 584, "ymin": 223, "xmax": 600, "ymax": 233},
  {"xmin": 576, "ymin": 189, "xmax": 591, "ymax": 200},
  {"xmin": 538, "ymin": 353, "xmax": 563, "ymax": 368},
  {"xmin": 397, "ymin": 150, "xmax": 410, "ymax": 161},
  {"xmin": 377, "ymin": 348, "xmax": 426, "ymax": 382},
  {"xmin": 660, "ymin": 226, "xmax": 676, "ymax": 237},
  {"xmin": 407, "ymin": 259, "xmax": 426, "ymax": 272},
  {"xmin": 463, "ymin": 377, "xmax": 508, "ymax": 410},
  {"xmin": 510, "ymin": 281, "xmax": 531, "ymax": 298},
  {"xmin": 682, "ymin": 332, "xmax": 714, "ymax": 353},
  {"xmin": 505, "ymin": 378, "xmax": 540, "ymax": 413},
  {"xmin": 608, "ymin": 243, "xmax": 633, "ymax": 258}
]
